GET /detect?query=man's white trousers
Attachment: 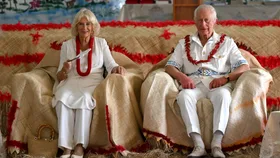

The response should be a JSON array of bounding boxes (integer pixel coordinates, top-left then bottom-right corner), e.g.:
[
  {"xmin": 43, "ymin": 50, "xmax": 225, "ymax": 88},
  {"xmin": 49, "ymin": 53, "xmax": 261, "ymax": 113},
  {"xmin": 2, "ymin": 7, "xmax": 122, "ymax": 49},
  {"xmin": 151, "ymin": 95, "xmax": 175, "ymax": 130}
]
[{"xmin": 177, "ymin": 82, "xmax": 232, "ymax": 135}]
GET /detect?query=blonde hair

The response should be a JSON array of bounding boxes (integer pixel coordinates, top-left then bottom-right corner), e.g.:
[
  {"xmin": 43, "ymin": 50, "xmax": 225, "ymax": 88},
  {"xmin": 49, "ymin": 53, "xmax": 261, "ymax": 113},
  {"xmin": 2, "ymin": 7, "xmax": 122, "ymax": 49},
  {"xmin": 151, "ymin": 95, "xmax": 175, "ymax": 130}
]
[
  {"xmin": 71, "ymin": 8, "xmax": 100, "ymax": 37},
  {"xmin": 194, "ymin": 4, "xmax": 217, "ymax": 21}
]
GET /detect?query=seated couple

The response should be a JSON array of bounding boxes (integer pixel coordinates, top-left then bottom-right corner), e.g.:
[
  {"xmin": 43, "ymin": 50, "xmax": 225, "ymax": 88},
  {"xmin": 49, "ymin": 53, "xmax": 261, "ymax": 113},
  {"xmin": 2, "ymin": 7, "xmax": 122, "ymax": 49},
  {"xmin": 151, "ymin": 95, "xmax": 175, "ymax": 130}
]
[{"xmin": 54, "ymin": 4, "xmax": 249, "ymax": 158}]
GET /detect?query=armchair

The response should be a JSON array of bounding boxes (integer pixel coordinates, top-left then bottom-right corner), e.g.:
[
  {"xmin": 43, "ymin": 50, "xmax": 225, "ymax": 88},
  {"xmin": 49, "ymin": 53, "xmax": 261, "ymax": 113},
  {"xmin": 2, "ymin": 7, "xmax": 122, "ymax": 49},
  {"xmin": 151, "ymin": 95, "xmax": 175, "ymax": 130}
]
[
  {"xmin": 8, "ymin": 48, "xmax": 145, "ymax": 155},
  {"xmin": 141, "ymin": 49, "xmax": 273, "ymax": 155}
]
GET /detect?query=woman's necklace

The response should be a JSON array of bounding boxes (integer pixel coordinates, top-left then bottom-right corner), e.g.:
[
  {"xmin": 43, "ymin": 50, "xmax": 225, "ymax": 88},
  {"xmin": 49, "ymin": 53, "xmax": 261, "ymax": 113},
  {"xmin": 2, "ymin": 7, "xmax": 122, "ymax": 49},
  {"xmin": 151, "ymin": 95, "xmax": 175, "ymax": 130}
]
[
  {"xmin": 76, "ymin": 36, "xmax": 94, "ymax": 76},
  {"xmin": 185, "ymin": 34, "xmax": 226, "ymax": 65}
]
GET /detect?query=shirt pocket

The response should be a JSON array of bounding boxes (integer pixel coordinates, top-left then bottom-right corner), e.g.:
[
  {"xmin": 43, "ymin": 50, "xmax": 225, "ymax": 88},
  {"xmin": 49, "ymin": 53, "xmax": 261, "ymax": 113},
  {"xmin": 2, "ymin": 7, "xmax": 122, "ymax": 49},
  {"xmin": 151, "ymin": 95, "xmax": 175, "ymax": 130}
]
[
  {"xmin": 212, "ymin": 53, "xmax": 227, "ymax": 71},
  {"xmin": 182, "ymin": 55, "xmax": 198, "ymax": 74}
]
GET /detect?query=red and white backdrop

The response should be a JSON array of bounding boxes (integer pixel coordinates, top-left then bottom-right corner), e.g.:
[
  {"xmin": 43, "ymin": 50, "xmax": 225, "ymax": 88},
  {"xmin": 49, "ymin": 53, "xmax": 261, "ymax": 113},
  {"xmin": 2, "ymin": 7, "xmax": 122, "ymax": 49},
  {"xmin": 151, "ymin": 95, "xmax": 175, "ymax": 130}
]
[{"xmin": 0, "ymin": 20, "xmax": 280, "ymax": 153}]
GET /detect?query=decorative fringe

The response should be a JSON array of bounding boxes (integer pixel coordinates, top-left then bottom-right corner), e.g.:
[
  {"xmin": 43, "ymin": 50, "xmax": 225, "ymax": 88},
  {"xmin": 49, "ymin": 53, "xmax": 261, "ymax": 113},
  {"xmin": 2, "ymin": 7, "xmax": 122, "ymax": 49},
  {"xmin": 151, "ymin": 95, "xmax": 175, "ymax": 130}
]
[
  {"xmin": 99, "ymin": 105, "xmax": 125, "ymax": 155},
  {"xmin": 0, "ymin": 92, "xmax": 11, "ymax": 102},
  {"xmin": 0, "ymin": 53, "xmax": 44, "ymax": 66},
  {"xmin": 105, "ymin": 105, "xmax": 115, "ymax": 146},
  {"xmin": 130, "ymin": 141, "xmax": 151, "ymax": 153},
  {"xmin": 267, "ymin": 97, "xmax": 280, "ymax": 108},
  {"xmin": 88, "ymin": 145, "xmax": 125, "ymax": 156},
  {"xmin": 1, "ymin": 22, "xmax": 71, "ymax": 31},
  {"xmin": 7, "ymin": 100, "xmax": 27, "ymax": 150},
  {"xmin": 237, "ymin": 42, "xmax": 280, "ymax": 70},
  {"xmin": 142, "ymin": 129, "xmax": 192, "ymax": 152},
  {"xmin": 143, "ymin": 128, "xmax": 263, "ymax": 153},
  {"xmin": 223, "ymin": 136, "xmax": 263, "ymax": 152},
  {"xmin": 2, "ymin": 20, "xmax": 279, "ymax": 31},
  {"xmin": 0, "ymin": 40, "xmax": 279, "ymax": 69},
  {"xmin": 255, "ymin": 55, "xmax": 280, "ymax": 70},
  {"xmin": 218, "ymin": 20, "xmax": 280, "ymax": 27},
  {"xmin": 111, "ymin": 45, "xmax": 167, "ymax": 64},
  {"xmin": 2, "ymin": 45, "xmax": 278, "ymax": 69},
  {"xmin": 1, "ymin": 48, "xmax": 280, "ymax": 69},
  {"xmin": 236, "ymin": 42, "xmax": 257, "ymax": 55}
]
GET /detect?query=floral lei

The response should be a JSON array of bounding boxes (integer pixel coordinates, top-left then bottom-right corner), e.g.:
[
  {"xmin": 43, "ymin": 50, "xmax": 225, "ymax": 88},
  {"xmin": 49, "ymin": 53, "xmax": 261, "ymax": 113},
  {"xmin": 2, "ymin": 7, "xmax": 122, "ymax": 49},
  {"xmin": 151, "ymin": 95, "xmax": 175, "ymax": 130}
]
[
  {"xmin": 185, "ymin": 34, "xmax": 226, "ymax": 65},
  {"xmin": 76, "ymin": 36, "xmax": 94, "ymax": 76}
]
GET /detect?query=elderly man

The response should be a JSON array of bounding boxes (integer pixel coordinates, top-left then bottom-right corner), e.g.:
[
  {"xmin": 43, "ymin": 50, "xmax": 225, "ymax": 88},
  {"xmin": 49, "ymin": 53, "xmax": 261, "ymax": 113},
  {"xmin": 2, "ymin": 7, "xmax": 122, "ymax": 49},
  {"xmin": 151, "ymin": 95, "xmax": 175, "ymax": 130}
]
[{"xmin": 165, "ymin": 4, "xmax": 250, "ymax": 158}]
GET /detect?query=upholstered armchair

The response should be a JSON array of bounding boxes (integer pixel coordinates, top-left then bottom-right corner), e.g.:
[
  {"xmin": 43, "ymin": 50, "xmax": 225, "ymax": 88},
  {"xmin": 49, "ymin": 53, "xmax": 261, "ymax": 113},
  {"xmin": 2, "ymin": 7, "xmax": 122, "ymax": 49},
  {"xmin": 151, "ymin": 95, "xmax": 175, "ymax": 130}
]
[
  {"xmin": 8, "ymin": 47, "xmax": 145, "ymax": 155},
  {"xmin": 141, "ymin": 49, "xmax": 273, "ymax": 155}
]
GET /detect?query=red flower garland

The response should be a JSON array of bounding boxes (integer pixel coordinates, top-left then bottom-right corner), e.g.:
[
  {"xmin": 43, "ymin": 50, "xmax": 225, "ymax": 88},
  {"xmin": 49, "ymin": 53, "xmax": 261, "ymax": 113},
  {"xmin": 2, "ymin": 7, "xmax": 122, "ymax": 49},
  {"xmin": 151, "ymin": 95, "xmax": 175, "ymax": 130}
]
[
  {"xmin": 76, "ymin": 36, "xmax": 94, "ymax": 76},
  {"xmin": 185, "ymin": 34, "xmax": 226, "ymax": 65}
]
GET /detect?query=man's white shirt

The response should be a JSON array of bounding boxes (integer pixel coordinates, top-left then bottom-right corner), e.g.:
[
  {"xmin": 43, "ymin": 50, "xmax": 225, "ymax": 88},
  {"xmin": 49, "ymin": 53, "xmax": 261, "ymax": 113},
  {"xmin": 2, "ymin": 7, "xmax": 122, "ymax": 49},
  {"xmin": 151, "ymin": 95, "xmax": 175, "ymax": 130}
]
[{"xmin": 166, "ymin": 32, "xmax": 248, "ymax": 90}]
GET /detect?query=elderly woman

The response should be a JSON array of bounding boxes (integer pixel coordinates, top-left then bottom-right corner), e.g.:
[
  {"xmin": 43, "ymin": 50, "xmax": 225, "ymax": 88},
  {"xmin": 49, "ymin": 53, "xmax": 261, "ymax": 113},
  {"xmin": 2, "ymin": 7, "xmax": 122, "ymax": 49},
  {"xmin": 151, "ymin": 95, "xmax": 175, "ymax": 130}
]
[{"xmin": 52, "ymin": 8, "xmax": 125, "ymax": 158}]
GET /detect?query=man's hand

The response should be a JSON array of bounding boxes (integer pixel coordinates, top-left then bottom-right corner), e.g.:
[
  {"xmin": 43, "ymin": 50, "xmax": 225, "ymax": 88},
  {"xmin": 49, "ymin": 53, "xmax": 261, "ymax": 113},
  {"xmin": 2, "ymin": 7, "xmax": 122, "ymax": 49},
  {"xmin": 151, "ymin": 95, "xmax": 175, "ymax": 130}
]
[
  {"xmin": 209, "ymin": 77, "xmax": 228, "ymax": 89},
  {"xmin": 179, "ymin": 75, "xmax": 196, "ymax": 89},
  {"xmin": 111, "ymin": 66, "xmax": 126, "ymax": 75}
]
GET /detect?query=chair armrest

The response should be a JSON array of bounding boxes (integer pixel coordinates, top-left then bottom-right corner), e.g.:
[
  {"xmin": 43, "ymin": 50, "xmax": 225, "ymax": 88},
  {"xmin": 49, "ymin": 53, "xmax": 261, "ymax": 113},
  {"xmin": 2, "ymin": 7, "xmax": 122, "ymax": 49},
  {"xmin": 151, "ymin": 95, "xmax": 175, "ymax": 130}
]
[
  {"xmin": 11, "ymin": 68, "xmax": 55, "ymax": 107},
  {"xmin": 140, "ymin": 68, "xmax": 180, "ymax": 120},
  {"xmin": 222, "ymin": 68, "xmax": 273, "ymax": 147},
  {"xmin": 90, "ymin": 70, "xmax": 144, "ymax": 148},
  {"xmin": 233, "ymin": 68, "xmax": 273, "ymax": 97},
  {"xmin": 141, "ymin": 68, "xmax": 178, "ymax": 106}
]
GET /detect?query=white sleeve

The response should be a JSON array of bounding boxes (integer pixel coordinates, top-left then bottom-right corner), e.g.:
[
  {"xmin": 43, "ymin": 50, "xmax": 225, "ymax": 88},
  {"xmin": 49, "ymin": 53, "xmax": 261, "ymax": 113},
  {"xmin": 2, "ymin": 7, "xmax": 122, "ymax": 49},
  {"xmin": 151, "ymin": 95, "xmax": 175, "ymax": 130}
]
[
  {"xmin": 57, "ymin": 42, "xmax": 68, "ymax": 73},
  {"xmin": 228, "ymin": 38, "xmax": 249, "ymax": 70},
  {"xmin": 166, "ymin": 39, "xmax": 184, "ymax": 70}
]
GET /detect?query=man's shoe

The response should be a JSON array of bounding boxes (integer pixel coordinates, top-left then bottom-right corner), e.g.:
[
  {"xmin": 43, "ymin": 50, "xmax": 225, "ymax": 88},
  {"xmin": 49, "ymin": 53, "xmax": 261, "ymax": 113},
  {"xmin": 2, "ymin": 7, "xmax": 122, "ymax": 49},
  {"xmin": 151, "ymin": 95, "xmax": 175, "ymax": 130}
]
[
  {"xmin": 187, "ymin": 146, "xmax": 207, "ymax": 158},
  {"xmin": 60, "ymin": 154, "xmax": 71, "ymax": 158},
  {"xmin": 211, "ymin": 147, "xmax": 225, "ymax": 158},
  {"xmin": 71, "ymin": 154, "xmax": 83, "ymax": 158}
]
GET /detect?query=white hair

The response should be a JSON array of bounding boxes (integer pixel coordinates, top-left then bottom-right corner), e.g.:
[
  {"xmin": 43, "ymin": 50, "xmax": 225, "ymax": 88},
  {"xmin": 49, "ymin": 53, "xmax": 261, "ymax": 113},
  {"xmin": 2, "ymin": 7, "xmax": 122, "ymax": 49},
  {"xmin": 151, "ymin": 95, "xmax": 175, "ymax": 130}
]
[
  {"xmin": 194, "ymin": 4, "xmax": 217, "ymax": 21},
  {"xmin": 71, "ymin": 8, "xmax": 100, "ymax": 37}
]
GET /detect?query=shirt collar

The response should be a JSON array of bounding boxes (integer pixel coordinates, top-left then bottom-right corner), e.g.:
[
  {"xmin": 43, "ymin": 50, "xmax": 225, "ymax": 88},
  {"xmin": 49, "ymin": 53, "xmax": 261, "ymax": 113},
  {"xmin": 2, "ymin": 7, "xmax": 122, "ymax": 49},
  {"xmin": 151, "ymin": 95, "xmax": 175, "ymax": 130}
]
[{"xmin": 191, "ymin": 31, "xmax": 219, "ymax": 44}]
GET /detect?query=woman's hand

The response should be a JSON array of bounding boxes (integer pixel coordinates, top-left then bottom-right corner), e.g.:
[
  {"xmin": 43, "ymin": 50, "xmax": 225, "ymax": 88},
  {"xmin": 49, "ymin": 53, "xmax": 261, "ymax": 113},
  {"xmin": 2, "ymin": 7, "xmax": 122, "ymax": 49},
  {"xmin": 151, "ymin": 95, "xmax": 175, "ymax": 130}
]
[
  {"xmin": 63, "ymin": 61, "xmax": 71, "ymax": 72},
  {"xmin": 111, "ymin": 66, "xmax": 126, "ymax": 75},
  {"xmin": 57, "ymin": 61, "xmax": 71, "ymax": 82}
]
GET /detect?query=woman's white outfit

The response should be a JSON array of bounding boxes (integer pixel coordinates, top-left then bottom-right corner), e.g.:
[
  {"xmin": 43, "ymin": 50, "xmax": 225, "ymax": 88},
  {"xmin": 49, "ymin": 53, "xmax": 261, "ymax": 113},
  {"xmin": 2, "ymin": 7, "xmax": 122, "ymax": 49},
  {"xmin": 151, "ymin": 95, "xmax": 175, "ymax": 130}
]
[
  {"xmin": 52, "ymin": 37, "xmax": 118, "ymax": 149},
  {"xmin": 166, "ymin": 32, "xmax": 248, "ymax": 135}
]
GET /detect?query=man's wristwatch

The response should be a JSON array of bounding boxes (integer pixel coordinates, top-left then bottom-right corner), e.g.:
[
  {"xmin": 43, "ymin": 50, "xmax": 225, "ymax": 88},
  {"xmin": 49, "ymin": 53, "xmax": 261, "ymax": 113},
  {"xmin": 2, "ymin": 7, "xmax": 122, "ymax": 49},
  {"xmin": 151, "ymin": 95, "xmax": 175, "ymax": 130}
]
[{"xmin": 224, "ymin": 74, "xmax": 230, "ymax": 83}]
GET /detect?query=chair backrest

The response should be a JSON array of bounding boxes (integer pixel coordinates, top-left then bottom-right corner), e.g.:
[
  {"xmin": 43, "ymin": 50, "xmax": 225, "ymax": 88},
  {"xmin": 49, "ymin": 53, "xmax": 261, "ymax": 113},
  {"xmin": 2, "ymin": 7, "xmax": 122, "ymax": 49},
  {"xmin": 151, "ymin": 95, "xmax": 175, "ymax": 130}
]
[{"xmin": 239, "ymin": 48, "xmax": 264, "ymax": 69}]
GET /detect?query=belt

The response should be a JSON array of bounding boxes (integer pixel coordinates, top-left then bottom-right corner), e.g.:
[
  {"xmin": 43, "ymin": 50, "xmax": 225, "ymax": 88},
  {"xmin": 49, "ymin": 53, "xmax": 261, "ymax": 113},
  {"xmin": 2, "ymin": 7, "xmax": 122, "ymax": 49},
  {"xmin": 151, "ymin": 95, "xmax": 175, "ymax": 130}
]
[{"xmin": 187, "ymin": 67, "xmax": 228, "ymax": 76}]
